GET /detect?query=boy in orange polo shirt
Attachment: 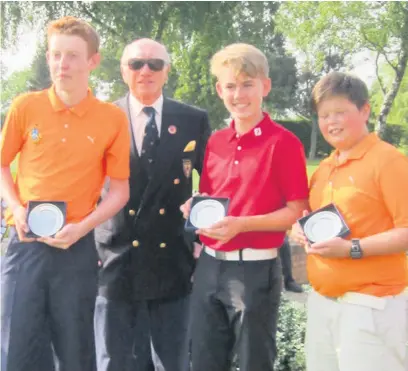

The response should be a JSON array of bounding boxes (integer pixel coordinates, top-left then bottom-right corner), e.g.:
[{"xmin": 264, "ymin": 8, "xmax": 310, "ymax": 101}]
[
  {"xmin": 0, "ymin": 17, "xmax": 130, "ymax": 371},
  {"xmin": 292, "ymin": 72, "xmax": 408, "ymax": 371}
]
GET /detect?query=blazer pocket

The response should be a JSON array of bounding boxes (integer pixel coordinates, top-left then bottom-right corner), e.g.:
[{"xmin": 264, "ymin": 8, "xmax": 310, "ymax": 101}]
[
  {"xmin": 182, "ymin": 155, "xmax": 194, "ymax": 179},
  {"xmin": 94, "ymin": 227, "xmax": 113, "ymax": 245}
]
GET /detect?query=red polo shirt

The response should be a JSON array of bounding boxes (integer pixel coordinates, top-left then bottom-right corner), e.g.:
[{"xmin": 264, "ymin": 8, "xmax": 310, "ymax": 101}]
[{"xmin": 199, "ymin": 113, "xmax": 309, "ymax": 251}]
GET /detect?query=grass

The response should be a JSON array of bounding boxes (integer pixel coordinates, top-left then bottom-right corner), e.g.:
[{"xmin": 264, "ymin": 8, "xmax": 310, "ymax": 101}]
[
  {"xmin": 306, "ymin": 159, "xmax": 320, "ymax": 178},
  {"xmin": 10, "ymin": 160, "xmax": 17, "ymax": 179},
  {"xmin": 192, "ymin": 170, "xmax": 200, "ymax": 192}
]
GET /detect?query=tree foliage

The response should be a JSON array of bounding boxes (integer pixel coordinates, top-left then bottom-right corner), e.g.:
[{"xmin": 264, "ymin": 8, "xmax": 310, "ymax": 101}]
[
  {"xmin": 371, "ymin": 64, "xmax": 408, "ymax": 126},
  {"xmin": 276, "ymin": 1, "xmax": 408, "ymax": 137},
  {"xmin": 1, "ymin": 40, "xmax": 51, "ymax": 122},
  {"xmin": 1, "ymin": 1, "xmax": 298, "ymax": 129}
]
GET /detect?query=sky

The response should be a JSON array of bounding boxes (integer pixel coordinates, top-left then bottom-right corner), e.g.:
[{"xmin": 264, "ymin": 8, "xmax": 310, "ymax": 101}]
[{"xmin": 2, "ymin": 29, "xmax": 38, "ymax": 76}]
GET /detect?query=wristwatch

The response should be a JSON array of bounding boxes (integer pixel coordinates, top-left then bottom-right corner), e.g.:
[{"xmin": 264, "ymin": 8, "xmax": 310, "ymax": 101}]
[{"xmin": 350, "ymin": 239, "xmax": 363, "ymax": 259}]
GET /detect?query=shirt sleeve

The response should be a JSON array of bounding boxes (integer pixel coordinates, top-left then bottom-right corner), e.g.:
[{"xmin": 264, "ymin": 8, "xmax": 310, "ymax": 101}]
[
  {"xmin": 104, "ymin": 109, "xmax": 130, "ymax": 180},
  {"xmin": 198, "ymin": 141, "xmax": 212, "ymax": 194},
  {"xmin": 195, "ymin": 112, "xmax": 211, "ymax": 175},
  {"xmin": 273, "ymin": 131, "xmax": 309, "ymax": 202},
  {"xmin": 379, "ymin": 155, "xmax": 408, "ymax": 228},
  {"xmin": 1, "ymin": 99, "xmax": 25, "ymax": 166}
]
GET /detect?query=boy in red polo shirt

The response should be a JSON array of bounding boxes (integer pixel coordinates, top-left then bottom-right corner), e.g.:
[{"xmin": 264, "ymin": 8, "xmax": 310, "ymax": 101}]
[{"xmin": 182, "ymin": 43, "xmax": 309, "ymax": 371}]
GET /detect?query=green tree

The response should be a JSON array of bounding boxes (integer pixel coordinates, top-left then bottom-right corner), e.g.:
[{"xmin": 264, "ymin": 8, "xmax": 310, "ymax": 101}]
[
  {"xmin": 1, "ymin": 68, "xmax": 32, "ymax": 114},
  {"xmin": 1, "ymin": 40, "xmax": 51, "ymax": 121},
  {"xmin": 291, "ymin": 53, "xmax": 345, "ymax": 160},
  {"xmin": 370, "ymin": 64, "xmax": 408, "ymax": 151},
  {"xmin": 371, "ymin": 63, "xmax": 408, "ymax": 126},
  {"xmin": 276, "ymin": 1, "xmax": 408, "ymax": 138},
  {"xmin": 1, "ymin": 1, "xmax": 298, "ymax": 129},
  {"xmin": 27, "ymin": 41, "xmax": 51, "ymax": 91}
]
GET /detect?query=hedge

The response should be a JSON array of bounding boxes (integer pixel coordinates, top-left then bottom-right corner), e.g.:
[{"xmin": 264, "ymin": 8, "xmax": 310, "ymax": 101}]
[
  {"xmin": 232, "ymin": 294, "xmax": 308, "ymax": 371},
  {"xmin": 276, "ymin": 119, "xmax": 332, "ymax": 158}
]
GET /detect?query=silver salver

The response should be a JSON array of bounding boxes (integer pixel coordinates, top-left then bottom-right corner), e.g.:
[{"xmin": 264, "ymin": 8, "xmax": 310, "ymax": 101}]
[
  {"xmin": 303, "ymin": 211, "xmax": 343, "ymax": 243},
  {"xmin": 27, "ymin": 203, "xmax": 65, "ymax": 237},
  {"xmin": 189, "ymin": 199, "xmax": 226, "ymax": 229}
]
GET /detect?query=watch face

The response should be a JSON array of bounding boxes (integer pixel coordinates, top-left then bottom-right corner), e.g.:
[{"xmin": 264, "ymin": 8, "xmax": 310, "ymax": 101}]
[{"xmin": 351, "ymin": 240, "xmax": 362, "ymax": 258}]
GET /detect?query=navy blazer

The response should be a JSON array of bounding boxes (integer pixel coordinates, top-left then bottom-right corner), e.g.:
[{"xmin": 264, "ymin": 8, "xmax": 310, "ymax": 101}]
[{"xmin": 95, "ymin": 94, "xmax": 211, "ymax": 300}]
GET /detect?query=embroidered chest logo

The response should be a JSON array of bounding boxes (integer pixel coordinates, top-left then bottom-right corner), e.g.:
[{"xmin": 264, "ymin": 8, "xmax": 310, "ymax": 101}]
[{"xmin": 30, "ymin": 126, "xmax": 42, "ymax": 144}]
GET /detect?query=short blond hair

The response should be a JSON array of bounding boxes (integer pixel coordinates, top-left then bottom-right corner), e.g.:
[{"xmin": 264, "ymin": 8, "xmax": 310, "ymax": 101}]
[
  {"xmin": 47, "ymin": 16, "xmax": 100, "ymax": 56},
  {"xmin": 210, "ymin": 43, "xmax": 269, "ymax": 78}
]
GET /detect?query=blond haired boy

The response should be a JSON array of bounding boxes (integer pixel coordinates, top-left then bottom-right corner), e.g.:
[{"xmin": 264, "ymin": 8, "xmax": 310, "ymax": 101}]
[{"xmin": 182, "ymin": 43, "xmax": 309, "ymax": 371}]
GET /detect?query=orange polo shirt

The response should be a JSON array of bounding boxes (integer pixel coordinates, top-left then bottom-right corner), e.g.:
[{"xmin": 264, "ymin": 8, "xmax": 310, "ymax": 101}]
[
  {"xmin": 1, "ymin": 86, "xmax": 130, "ymax": 224},
  {"xmin": 308, "ymin": 133, "xmax": 408, "ymax": 297}
]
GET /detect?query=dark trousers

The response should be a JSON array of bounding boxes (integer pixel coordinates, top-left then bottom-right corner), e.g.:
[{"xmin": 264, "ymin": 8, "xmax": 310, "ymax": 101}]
[
  {"xmin": 279, "ymin": 237, "xmax": 293, "ymax": 283},
  {"xmin": 191, "ymin": 251, "xmax": 282, "ymax": 371},
  {"xmin": 94, "ymin": 293, "xmax": 190, "ymax": 371},
  {"xmin": 1, "ymin": 228, "xmax": 98, "ymax": 371}
]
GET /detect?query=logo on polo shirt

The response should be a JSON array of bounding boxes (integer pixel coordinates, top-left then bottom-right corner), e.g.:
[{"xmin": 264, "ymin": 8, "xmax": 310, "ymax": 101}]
[
  {"xmin": 254, "ymin": 128, "xmax": 262, "ymax": 136},
  {"xmin": 30, "ymin": 126, "xmax": 42, "ymax": 144}
]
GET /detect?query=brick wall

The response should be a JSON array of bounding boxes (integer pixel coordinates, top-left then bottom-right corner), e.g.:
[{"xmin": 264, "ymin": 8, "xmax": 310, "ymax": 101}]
[{"xmin": 289, "ymin": 240, "xmax": 308, "ymax": 284}]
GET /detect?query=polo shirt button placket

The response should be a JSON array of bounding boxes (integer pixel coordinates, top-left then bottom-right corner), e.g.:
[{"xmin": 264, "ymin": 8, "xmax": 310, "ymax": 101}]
[{"xmin": 328, "ymin": 181, "xmax": 334, "ymax": 202}]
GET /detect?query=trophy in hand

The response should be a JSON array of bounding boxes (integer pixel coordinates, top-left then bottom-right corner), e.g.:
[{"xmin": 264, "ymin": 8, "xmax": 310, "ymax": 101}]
[
  {"xmin": 185, "ymin": 196, "xmax": 230, "ymax": 232},
  {"xmin": 297, "ymin": 203, "xmax": 350, "ymax": 244},
  {"xmin": 26, "ymin": 201, "xmax": 67, "ymax": 238}
]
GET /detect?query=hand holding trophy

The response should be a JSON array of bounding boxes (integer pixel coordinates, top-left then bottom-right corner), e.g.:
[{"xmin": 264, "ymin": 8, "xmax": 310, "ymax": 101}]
[{"xmin": 26, "ymin": 201, "xmax": 66, "ymax": 238}]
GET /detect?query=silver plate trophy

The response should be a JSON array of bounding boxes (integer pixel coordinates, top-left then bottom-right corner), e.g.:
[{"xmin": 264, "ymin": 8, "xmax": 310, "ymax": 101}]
[
  {"xmin": 297, "ymin": 203, "xmax": 350, "ymax": 244},
  {"xmin": 185, "ymin": 196, "xmax": 230, "ymax": 232},
  {"xmin": 190, "ymin": 199, "xmax": 226, "ymax": 229},
  {"xmin": 303, "ymin": 211, "xmax": 343, "ymax": 243},
  {"xmin": 27, "ymin": 203, "xmax": 65, "ymax": 237}
]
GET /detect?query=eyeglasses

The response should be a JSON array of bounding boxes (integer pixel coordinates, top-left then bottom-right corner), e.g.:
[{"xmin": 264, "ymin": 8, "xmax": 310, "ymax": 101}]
[{"xmin": 128, "ymin": 58, "xmax": 166, "ymax": 72}]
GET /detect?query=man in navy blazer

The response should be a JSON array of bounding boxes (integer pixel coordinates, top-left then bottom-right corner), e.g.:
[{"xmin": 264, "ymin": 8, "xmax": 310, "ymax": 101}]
[{"xmin": 94, "ymin": 39, "xmax": 211, "ymax": 371}]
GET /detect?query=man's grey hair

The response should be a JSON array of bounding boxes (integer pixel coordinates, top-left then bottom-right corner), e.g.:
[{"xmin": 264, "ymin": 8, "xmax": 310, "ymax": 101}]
[{"xmin": 120, "ymin": 38, "xmax": 171, "ymax": 66}]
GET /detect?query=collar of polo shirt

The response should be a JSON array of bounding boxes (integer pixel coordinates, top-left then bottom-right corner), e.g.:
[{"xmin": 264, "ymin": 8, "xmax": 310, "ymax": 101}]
[
  {"xmin": 48, "ymin": 85, "xmax": 95, "ymax": 117},
  {"xmin": 325, "ymin": 132, "xmax": 379, "ymax": 165}
]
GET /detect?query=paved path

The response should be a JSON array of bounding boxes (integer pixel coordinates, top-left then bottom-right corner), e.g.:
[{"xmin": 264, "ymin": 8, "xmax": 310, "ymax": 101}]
[{"xmin": 283, "ymin": 289, "xmax": 308, "ymax": 306}]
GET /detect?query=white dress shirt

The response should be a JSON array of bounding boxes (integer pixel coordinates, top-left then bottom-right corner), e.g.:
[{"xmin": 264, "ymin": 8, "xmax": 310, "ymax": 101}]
[{"xmin": 128, "ymin": 94, "xmax": 164, "ymax": 156}]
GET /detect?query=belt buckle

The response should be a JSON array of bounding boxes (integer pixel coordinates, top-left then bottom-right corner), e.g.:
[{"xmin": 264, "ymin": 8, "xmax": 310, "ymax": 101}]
[{"xmin": 215, "ymin": 250, "xmax": 226, "ymax": 260}]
